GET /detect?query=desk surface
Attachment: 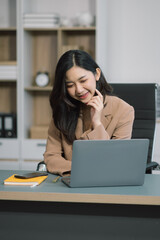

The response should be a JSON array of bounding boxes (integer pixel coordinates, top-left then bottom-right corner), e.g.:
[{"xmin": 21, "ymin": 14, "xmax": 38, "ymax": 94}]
[{"xmin": 0, "ymin": 170, "xmax": 160, "ymax": 205}]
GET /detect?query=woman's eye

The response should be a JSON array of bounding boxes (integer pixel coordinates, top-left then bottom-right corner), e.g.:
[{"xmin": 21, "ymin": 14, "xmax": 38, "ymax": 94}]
[
  {"xmin": 80, "ymin": 79, "xmax": 87, "ymax": 83},
  {"xmin": 66, "ymin": 84, "xmax": 73, "ymax": 88}
]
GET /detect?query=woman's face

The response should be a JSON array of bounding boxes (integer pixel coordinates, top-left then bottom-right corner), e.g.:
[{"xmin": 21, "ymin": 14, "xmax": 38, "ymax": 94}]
[{"xmin": 65, "ymin": 66, "xmax": 100, "ymax": 104}]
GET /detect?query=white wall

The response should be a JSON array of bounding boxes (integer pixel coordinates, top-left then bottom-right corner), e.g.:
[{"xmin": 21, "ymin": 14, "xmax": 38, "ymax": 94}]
[
  {"xmin": 97, "ymin": 0, "xmax": 160, "ymax": 165},
  {"xmin": 97, "ymin": 0, "xmax": 160, "ymax": 84},
  {"xmin": 23, "ymin": 0, "xmax": 95, "ymax": 20}
]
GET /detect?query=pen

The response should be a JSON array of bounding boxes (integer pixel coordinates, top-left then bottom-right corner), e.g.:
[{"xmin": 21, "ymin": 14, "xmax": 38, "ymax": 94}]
[{"xmin": 52, "ymin": 176, "xmax": 61, "ymax": 183}]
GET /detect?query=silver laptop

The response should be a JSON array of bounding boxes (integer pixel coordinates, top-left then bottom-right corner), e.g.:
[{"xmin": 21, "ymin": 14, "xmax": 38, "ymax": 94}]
[{"xmin": 61, "ymin": 139, "xmax": 149, "ymax": 188}]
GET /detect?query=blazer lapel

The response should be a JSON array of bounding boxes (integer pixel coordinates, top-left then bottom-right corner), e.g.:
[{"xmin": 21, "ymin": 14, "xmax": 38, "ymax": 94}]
[
  {"xmin": 75, "ymin": 111, "xmax": 83, "ymax": 139},
  {"xmin": 101, "ymin": 95, "xmax": 113, "ymax": 128},
  {"xmin": 64, "ymin": 112, "xmax": 83, "ymax": 160}
]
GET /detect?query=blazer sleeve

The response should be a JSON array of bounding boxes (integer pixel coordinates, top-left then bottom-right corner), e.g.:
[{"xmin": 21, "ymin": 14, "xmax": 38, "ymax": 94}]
[
  {"xmin": 78, "ymin": 98, "xmax": 134, "ymax": 140},
  {"xmin": 43, "ymin": 120, "xmax": 71, "ymax": 176},
  {"xmin": 111, "ymin": 104, "xmax": 134, "ymax": 139}
]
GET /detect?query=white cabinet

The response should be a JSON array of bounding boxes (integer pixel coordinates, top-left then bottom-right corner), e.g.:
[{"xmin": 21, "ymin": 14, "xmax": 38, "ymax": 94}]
[
  {"xmin": 0, "ymin": 139, "xmax": 19, "ymax": 170},
  {"xmin": 0, "ymin": 0, "xmax": 18, "ymax": 170},
  {"xmin": 22, "ymin": 139, "xmax": 46, "ymax": 160},
  {"xmin": 20, "ymin": 0, "xmax": 96, "ymax": 170},
  {"xmin": 21, "ymin": 139, "xmax": 47, "ymax": 170},
  {"xmin": 0, "ymin": 0, "xmax": 96, "ymax": 170},
  {"xmin": 20, "ymin": 0, "xmax": 95, "ymax": 141},
  {"xmin": 0, "ymin": 139, "xmax": 19, "ymax": 158}
]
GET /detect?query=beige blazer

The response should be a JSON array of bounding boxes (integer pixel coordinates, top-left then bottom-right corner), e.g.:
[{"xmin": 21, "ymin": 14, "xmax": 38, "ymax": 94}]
[{"xmin": 44, "ymin": 95, "xmax": 134, "ymax": 176}]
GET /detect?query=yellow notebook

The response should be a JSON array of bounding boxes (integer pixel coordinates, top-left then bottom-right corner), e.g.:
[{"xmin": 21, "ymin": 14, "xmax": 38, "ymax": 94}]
[{"xmin": 4, "ymin": 174, "xmax": 48, "ymax": 187}]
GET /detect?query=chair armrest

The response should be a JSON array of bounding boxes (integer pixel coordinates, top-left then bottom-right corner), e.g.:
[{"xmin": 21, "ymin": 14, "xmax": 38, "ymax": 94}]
[
  {"xmin": 146, "ymin": 162, "xmax": 159, "ymax": 171},
  {"xmin": 36, "ymin": 161, "xmax": 47, "ymax": 172}
]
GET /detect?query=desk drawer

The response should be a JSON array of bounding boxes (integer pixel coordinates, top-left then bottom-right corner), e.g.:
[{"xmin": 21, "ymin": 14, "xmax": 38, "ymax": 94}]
[
  {"xmin": 22, "ymin": 139, "xmax": 47, "ymax": 160},
  {"xmin": 0, "ymin": 139, "xmax": 19, "ymax": 159}
]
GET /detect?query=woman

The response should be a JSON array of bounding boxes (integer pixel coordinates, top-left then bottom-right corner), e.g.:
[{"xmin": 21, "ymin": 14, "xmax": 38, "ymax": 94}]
[{"xmin": 44, "ymin": 50, "xmax": 134, "ymax": 176}]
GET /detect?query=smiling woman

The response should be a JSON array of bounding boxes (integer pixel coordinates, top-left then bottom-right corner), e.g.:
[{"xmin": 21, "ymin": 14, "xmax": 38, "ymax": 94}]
[
  {"xmin": 43, "ymin": 50, "xmax": 135, "ymax": 176},
  {"xmin": 65, "ymin": 66, "xmax": 100, "ymax": 104}
]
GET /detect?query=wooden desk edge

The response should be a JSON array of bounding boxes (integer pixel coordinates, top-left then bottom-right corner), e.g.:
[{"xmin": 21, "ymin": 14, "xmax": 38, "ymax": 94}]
[{"xmin": 1, "ymin": 191, "xmax": 160, "ymax": 206}]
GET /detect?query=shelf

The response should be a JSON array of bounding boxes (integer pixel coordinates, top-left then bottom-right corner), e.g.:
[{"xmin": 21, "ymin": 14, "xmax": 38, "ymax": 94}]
[
  {"xmin": 25, "ymin": 86, "xmax": 52, "ymax": 91},
  {"xmin": 0, "ymin": 81, "xmax": 16, "ymax": 113},
  {"xmin": 60, "ymin": 26, "xmax": 96, "ymax": 31},
  {"xmin": 0, "ymin": 61, "xmax": 17, "ymax": 65},
  {"xmin": 0, "ymin": 28, "xmax": 16, "ymax": 31},
  {"xmin": 24, "ymin": 26, "xmax": 96, "ymax": 31},
  {"xmin": 23, "ymin": 23, "xmax": 96, "ymax": 139},
  {"xmin": 0, "ymin": 31, "xmax": 16, "ymax": 62},
  {"xmin": 60, "ymin": 28, "xmax": 95, "ymax": 59},
  {"xmin": 0, "ymin": 0, "xmax": 97, "ymax": 167},
  {"xmin": 0, "ymin": 79, "xmax": 17, "ymax": 82},
  {"xmin": 24, "ymin": 27, "xmax": 59, "ymax": 31},
  {"xmin": 24, "ymin": 30, "xmax": 57, "ymax": 86}
]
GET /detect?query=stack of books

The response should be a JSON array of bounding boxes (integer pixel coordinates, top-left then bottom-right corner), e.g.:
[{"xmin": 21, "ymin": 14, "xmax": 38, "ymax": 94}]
[
  {"xmin": 23, "ymin": 13, "xmax": 60, "ymax": 28},
  {"xmin": 0, "ymin": 64, "xmax": 17, "ymax": 80}
]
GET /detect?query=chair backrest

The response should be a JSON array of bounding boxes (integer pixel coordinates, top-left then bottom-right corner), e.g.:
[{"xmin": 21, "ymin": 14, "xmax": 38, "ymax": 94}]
[{"xmin": 110, "ymin": 83, "xmax": 156, "ymax": 166}]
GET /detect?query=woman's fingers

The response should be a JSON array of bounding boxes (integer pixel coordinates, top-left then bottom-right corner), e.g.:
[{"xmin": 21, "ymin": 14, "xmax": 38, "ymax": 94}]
[
  {"xmin": 86, "ymin": 90, "xmax": 104, "ymax": 129},
  {"xmin": 87, "ymin": 89, "xmax": 103, "ymax": 110},
  {"xmin": 95, "ymin": 89, "xmax": 103, "ymax": 101}
]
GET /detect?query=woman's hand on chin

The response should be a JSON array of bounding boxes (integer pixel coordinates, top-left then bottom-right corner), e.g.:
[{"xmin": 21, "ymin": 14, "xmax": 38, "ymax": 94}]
[{"xmin": 87, "ymin": 89, "xmax": 103, "ymax": 129}]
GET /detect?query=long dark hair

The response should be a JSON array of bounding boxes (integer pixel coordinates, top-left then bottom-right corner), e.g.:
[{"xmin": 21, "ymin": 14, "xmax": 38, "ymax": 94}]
[{"xmin": 50, "ymin": 50, "xmax": 112, "ymax": 143}]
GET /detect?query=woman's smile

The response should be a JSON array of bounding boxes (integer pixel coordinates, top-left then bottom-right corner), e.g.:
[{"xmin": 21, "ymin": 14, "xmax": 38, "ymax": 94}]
[{"xmin": 79, "ymin": 92, "xmax": 89, "ymax": 99}]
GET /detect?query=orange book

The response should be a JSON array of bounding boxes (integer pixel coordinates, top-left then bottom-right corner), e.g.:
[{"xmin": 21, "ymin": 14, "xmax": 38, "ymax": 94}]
[{"xmin": 4, "ymin": 174, "xmax": 48, "ymax": 187}]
